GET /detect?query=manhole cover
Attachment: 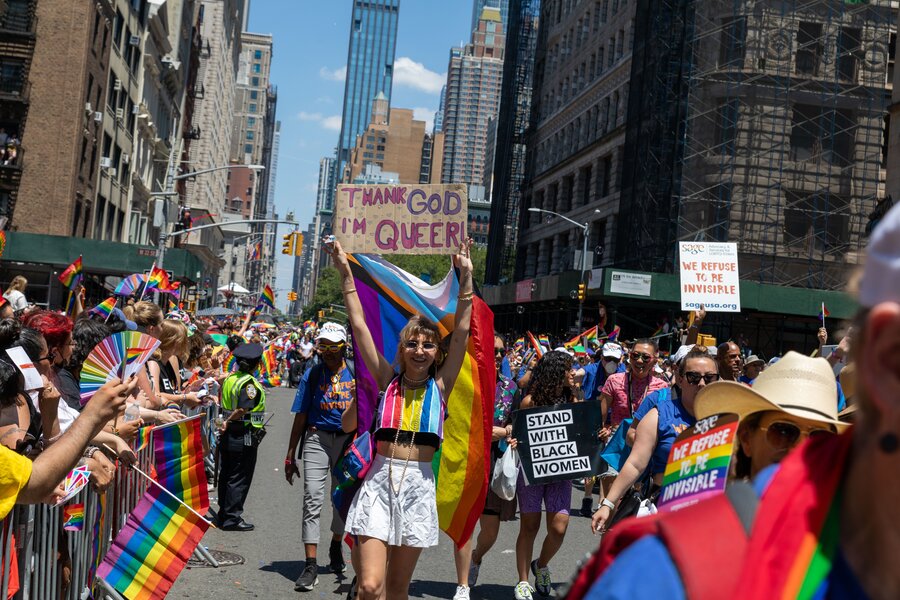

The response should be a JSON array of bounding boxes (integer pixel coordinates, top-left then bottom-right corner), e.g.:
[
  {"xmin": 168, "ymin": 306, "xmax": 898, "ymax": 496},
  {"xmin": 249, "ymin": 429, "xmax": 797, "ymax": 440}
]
[{"xmin": 187, "ymin": 549, "xmax": 245, "ymax": 568}]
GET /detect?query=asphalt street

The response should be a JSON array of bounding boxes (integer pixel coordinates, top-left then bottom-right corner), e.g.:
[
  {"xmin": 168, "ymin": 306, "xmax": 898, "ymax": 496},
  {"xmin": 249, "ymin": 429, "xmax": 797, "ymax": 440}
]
[{"xmin": 171, "ymin": 387, "xmax": 601, "ymax": 599}]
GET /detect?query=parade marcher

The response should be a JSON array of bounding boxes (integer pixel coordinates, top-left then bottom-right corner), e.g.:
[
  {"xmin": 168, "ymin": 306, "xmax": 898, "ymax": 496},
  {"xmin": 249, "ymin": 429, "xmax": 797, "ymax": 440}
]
[
  {"xmin": 511, "ymin": 350, "xmax": 578, "ymax": 600},
  {"xmin": 3, "ymin": 275, "xmax": 28, "ymax": 312},
  {"xmin": 590, "ymin": 348, "xmax": 718, "ymax": 533},
  {"xmin": 598, "ymin": 339, "xmax": 668, "ymax": 443},
  {"xmin": 217, "ymin": 342, "xmax": 267, "ymax": 531},
  {"xmin": 716, "ymin": 340, "xmax": 743, "ymax": 382},
  {"xmin": 695, "ymin": 351, "xmax": 843, "ymax": 480},
  {"xmin": 328, "ymin": 237, "xmax": 474, "ymax": 600},
  {"xmin": 739, "ymin": 355, "xmax": 765, "ymax": 385},
  {"xmin": 285, "ymin": 322, "xmax": 354, "ymax": 591},
  {"xmin": 454, "ymin": 333, "xmax": 518, "ymax": 599}
]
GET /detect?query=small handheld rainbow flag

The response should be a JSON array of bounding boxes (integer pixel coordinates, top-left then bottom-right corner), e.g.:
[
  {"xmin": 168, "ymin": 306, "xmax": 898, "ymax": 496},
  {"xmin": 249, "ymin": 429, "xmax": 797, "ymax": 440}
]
[
  {"xmin": 88, "ymin": 296, "xmax": 117, "ymax": 322},
  {"xmin": 58, "ymin": 256, "xmax": 83, "ymax": 290},
  {"xmin": 538, "ymin": 334, "xmax": 551, "ymax": 349},
  {"xmin": 63, "ymin": 503, "xmax": 85, "ymax": 531},
  {"xmin": 256, "ymin": 284, "xmax": 275, "ymax": 310},
  {"xmin": 606, "ymin": 325, "xmax": 621, "ymax": 342},
  {"xmin": 818, "ymin": 302, "xmax": 830, "ymax": 326},
  {"xmin": 147, "ymin": 265, "xmax": 172, "ymax": 291}
]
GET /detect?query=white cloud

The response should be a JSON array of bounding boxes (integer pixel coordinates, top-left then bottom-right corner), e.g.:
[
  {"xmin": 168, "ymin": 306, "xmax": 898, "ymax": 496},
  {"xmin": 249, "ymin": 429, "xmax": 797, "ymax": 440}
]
[
  {"xmin": 393, "ymin": 57, "xmax": 446, "ymax": 94},
  {"xmin": 296, "ymin": 111, "xmax": 343, "ymax": 132},
  {"xmin": 413, "ymin": 107, "xmax": 436, "ymax": 133},
  {"xmin": 322, "ymin": 115, "xmax": 343, "ymax": 131},
  {"xmin": 319, "ymin": 65, "xmax": 347, "ymax": 82}
]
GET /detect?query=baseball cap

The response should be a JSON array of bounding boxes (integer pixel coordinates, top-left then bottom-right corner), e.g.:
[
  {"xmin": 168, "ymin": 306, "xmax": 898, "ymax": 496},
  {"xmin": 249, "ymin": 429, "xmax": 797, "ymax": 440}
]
[
  {"xmin": 859, "ymin": 202, "xmax": 900, "ymax": 308},
  {"xmin": 316, "ymin": 322, "xmax": 347, "ymax": 343},
  {"xmin": 601, "ymin": 342, "xmax": 624, "ymax": 360},
  {"xmin": 553, "ymin": 346, "xmax": 575, "ymax": 357},
  {"xmin": 111, "ymin": 308, "xmax": 138, "ymax": 331}
]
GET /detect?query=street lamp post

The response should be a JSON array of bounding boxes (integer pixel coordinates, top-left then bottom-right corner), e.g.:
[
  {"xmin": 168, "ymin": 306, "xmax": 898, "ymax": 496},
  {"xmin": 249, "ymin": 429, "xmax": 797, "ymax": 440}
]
[
  {"xmin": 152, "ymin": 163, "xmax": 265, "ymax": 268},
  {"xmin": 528, "ymin": 207, "xmax": 597, "ymax": 331}
]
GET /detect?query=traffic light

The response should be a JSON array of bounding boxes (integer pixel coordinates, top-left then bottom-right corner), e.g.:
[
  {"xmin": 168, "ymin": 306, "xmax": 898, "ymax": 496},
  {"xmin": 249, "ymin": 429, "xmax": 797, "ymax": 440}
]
[
  {"xmin": 293, "ymin": 232, "xmax": 304, "ymax": 256},
  {"xmin": 576, "ymin": 283, "xmax": 586, "ymax": 301},
  {"xmin": 281, "ymin": 233, "xmax": 295, "ymax": 255},
  {"xmin": 317, "ymin": 310, "xmax": 325, "ymax": 319},
  {"xmin": 287, "ymin": 291, "xmax": 297, "ymax": 302}
]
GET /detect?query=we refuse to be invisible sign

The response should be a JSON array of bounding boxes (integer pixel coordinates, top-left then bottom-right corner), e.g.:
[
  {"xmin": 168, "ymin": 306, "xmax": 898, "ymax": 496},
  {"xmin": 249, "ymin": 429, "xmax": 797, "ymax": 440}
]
[
  {"xmin": 334, "ymin": 184, "xmax": 468, "ymax": 255},
  {"xmin": 513, "ymin": 403, "xmax": 602, "ymax": 485}
]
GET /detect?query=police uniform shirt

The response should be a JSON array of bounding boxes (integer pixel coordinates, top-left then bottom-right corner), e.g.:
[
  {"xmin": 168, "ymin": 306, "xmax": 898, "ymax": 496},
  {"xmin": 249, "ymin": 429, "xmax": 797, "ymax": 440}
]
[{"xmin": 236, "ymin": 380, "xmax": 259, "ymax": 411}]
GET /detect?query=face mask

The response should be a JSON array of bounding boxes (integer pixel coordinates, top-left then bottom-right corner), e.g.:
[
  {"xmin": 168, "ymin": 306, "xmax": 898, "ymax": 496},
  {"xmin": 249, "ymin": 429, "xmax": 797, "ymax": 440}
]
[{"xmin": 604, "ymin": 361, "xmax": 618, "ymax": 375}]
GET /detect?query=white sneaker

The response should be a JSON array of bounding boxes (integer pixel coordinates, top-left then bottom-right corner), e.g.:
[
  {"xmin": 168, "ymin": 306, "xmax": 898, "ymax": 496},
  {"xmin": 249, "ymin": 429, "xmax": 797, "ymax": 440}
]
[
  {"xmin": 468, "ymin": 556, "xmax": 480, "ymax": 587},
  {"xmin": 453, "ymin": 584, "xmax": 471, "ymax": 600},
  {"xmin": 514, "ymin": 581, "xmax": 534, "ymax": 600}
]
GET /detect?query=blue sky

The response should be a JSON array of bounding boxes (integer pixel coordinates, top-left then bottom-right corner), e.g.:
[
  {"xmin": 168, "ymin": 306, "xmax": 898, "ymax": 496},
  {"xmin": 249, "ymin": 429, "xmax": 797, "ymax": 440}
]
[{"xmin": 247, "ymin": 1, "xmax": 472, "ymax": 309}]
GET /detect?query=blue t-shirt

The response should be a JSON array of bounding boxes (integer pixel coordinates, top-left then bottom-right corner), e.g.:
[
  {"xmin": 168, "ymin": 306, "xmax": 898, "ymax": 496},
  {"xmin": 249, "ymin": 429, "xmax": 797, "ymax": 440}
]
[
  {"xmin": 633, "ymin": 388, "xmax": 694, "ymax": 475},
  {"xmin": 290, "ymin": 364, "xmax": 354, "ymax": 431},
  {"xmin": 582, "ymin": 362, "xmax": 600, "ymax": 403},
  {"xmin": 501, "ymin": 356, "xmax": 512, "ymax": 380},
  {"xmin": 585, "ymin": 465, "xmax": 868, "ymax": 600}
]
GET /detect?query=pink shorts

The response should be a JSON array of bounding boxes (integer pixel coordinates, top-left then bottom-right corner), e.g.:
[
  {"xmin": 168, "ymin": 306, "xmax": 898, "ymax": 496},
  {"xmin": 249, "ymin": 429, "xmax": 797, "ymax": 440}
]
[{"xmin": 516, "ymin": 470, "xmax": 572, "ymax": 515}]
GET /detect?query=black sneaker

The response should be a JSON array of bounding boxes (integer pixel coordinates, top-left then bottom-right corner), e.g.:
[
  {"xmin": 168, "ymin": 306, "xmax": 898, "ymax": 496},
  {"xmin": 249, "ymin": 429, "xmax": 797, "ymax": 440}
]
[
  {"xmin": 580, "ymin": 497, "xmax": 594, "ymax": 518},
  {"xmin": 294, "ymin": 562, "xmax": 318, "ymax": 591},
  {"xmin": 329, "ymin": 541, "xmax": 346, "ymax": 574}
]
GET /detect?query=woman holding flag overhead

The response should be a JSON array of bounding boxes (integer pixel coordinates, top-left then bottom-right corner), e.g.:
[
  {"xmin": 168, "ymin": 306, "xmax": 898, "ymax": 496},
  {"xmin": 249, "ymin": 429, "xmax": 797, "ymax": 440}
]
[{"xmin": 327, "ymin": 237, "xmax": 474, "ymax": 600}]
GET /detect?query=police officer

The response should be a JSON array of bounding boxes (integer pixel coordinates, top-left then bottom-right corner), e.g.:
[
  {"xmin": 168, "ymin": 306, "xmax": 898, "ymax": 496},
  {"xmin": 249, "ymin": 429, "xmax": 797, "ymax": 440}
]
[{"xmin": 218, "ymin": 342, "xmax": 266, "ymax": 531}]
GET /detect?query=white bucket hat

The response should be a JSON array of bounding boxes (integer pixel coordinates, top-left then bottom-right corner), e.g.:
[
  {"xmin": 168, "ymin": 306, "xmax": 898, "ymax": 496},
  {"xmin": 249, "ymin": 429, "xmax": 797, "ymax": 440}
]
[{"xmin": 695, "ymin": 350, "xmax": 847, "ymax": 432}]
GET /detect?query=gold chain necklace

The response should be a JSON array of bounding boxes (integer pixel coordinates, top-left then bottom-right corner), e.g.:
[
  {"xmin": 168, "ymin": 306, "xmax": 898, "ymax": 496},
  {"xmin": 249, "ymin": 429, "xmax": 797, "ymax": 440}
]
[{"xmin": 388, "ymin": 380, "xmax": 424, "ymax": 495}]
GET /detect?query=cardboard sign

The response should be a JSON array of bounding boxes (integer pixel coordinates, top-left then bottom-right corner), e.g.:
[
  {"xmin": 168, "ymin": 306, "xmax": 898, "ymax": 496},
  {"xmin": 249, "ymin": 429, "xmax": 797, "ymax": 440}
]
[
  {"xmin": 334, "ymin": 184, "xmax": 468, "ymax": 254},
  {"xmin": 512, "ymin": 402, "xmax": 602, "ymax": 485},
  {"xmin": 657, "ymin": 413, "xmax": 738, "ymax": 513},
  {"xmin": 678, "ymin": 242, "xmax": 741, "ymax": 312}
]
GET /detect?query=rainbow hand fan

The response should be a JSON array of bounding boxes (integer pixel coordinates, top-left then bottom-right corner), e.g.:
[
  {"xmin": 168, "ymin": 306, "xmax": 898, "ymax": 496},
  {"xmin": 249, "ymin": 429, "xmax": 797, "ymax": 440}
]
[{"xmin": 79, "ymin": 331, "xmax": 160, "ymax": 406}]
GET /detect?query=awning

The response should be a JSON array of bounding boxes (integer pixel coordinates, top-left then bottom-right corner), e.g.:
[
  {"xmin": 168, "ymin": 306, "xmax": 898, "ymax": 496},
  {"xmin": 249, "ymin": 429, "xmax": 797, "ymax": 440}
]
[{"xmin": 2, "ymin": 232, "xmax": 205, "ymax": 282}]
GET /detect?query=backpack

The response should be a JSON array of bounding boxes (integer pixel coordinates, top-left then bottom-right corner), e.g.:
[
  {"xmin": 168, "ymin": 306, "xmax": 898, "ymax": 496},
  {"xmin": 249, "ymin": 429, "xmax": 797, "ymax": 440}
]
[{"xmin": 565, "ymin": 481, "xmax": 758, "ymax": 600}]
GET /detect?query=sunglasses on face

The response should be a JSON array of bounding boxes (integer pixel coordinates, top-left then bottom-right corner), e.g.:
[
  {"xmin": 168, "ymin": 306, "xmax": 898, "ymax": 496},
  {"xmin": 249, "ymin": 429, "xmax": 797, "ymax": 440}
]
[
  {"xmin": 761, "ymin": 421, "xmax": 834, "ymax": 451},
  {"xmin": 630, "ymin": 352, "xmax": 653, "ymax": 363},
  {"xmin": 403, "ymin": 341, "xmax": 437, "ymax": 351},
  {"xmin": 318, "ymin": 343, "xmax": 344, "ymax": 353},
  {"xmin": 494, "ymin": 347, "xmax": 506, "ymax": 356},
  {"xmin": 683, "ymin": 371, "xmax": 720, "ymax": 385}
]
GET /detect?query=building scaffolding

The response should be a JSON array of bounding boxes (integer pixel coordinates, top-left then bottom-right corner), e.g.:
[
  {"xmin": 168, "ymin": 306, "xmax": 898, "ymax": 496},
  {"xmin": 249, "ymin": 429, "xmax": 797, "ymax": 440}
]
[{"xmin": 618, "ymin": 0, "xmax": 895, "ymax": 291}]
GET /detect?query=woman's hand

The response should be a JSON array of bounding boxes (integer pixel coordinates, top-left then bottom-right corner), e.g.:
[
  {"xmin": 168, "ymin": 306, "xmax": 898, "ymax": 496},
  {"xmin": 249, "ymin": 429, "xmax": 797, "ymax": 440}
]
[
  {"xmin": 452, "ymin": 238, "xmax": 474, "ymax": 276},
  {"xmin": 506, "ymin": 436, "xmax": 518, "ymax": 449},
  {"xmin": 598, "ymin": 426, "xmax": 613, "ymax": 443},
  {"xmin": 115, "ymin": 418, "xmax": 143, "ymax": 442},
  {"xmin": 154, "ymin": 408, "xmax": 186, "ymax": 424},
  {"xmin": 324, "ymin": 237, "xmax": 352, "ymax": 277},
  {"xmin": 38, "ymin": 375, "xmax": 61, "ymax": 412},
  {"xmin": 591, "ymin": 504, "xmax": 612, "ymax": 534},
  {"xmin": 87, "ymin": 452, "xmax": 117, "ymax": 493}
]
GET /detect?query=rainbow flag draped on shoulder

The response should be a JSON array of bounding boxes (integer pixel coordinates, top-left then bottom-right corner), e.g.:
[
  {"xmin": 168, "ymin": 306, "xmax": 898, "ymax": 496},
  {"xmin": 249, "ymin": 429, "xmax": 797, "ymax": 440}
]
[{"xmin": 347, "ymin": 253, "xmax": 494, "ymax": 547}]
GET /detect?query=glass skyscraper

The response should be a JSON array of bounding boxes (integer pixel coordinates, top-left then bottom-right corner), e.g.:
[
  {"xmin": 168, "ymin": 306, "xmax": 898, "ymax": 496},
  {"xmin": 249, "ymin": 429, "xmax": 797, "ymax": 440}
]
[{"xmin": 336, "ymin": 0, "xmax": 400, "ymax": 181}]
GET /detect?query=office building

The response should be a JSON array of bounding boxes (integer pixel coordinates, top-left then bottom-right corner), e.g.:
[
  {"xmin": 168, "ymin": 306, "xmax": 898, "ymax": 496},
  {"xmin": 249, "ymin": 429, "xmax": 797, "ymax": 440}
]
[
  {"xmin": 472, "ymin": 0, "xmax": 509, "ymax": 35},
  {"xmin": 335, "ymin": 0, "xmax": 400, "ymax": 180},
  {"xmin": 344, "ymin": 94, "xmax": 430, "ymax": 185},
  {"xmin": 441, "ymin": 7, "xmax": 505, "ymax": 186}
]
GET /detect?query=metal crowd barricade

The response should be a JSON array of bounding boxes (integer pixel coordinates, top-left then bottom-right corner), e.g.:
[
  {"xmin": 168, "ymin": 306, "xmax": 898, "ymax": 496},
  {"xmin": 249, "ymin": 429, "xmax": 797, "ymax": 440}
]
[{"xmin": 0, "ymin": 407, "xmax": 215, "ymax": 600}]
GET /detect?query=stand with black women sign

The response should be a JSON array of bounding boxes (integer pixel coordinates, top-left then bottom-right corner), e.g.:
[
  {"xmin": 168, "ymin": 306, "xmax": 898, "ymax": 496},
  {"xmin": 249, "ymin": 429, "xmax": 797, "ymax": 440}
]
[{"xmin": 512, "ymin": 403, "xmax": 602, "ymax": 484}]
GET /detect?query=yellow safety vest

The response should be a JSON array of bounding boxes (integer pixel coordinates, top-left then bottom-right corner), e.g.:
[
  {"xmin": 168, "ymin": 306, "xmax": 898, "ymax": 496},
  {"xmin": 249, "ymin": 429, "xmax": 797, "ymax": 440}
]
[{"xmin": 221, "ymin": 372, "xmax": 266, "ymax": 428}]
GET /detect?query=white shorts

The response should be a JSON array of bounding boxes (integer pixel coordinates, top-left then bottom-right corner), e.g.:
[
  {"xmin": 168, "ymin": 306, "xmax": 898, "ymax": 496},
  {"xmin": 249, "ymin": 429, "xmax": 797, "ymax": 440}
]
[{"xmin": 344, "ymin": 453, "xmax": 439, "ymax": 548}]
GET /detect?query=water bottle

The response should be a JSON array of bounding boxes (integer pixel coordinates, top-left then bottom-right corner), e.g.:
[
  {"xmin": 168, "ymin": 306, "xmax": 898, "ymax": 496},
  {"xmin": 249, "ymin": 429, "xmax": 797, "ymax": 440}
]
[{"xmin": 123, "ymin": 402, "xmax": 141, "ymax": 422}]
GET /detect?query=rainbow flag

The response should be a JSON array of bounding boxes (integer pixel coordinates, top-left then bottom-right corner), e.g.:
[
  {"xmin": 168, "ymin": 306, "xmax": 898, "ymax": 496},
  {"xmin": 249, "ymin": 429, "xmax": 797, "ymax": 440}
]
[
  {"xmin": 564, "ymin": 325, "xmax": 598, "ymax": 349},
  {"xmin": 606, "ymin": 325, "xmax": 621, "ymax": 342},
  {"xmin": 63, "ymin": 503, "xmax": 85, "ymax": 531},
  {"xmin": 64, "ymin": 289, "xmax": 78, "ymax": 318},
  {"xmin": 257, "ymin": 284, "xmax": 275, "ymax": 310},
  {"xmin": 514, "ymin": 336, "xmax": 525, "ymax": 349},
  {"xmin": 97, "ymin": 483, "xmax": 209, "ymax": 599},
  {"xmin": 168, "ymin": 281, "xmax": 181, "ymax": 299},
  {"xmin": 538, "ymin": 335, "xmax": 551, "ymax": 349},
  {"xmin": 135, "ymin": 426, "xmax": 153, "ymax": 452},
  {"xmin": 0, "ymin": 231, "xmax": 7, "ymax": 260},
  {"xmin": 526, "ymin": 331, "xmax": 544, "ymax": 357},
  {"xmin": 817, "ymin": 302, "xmax": 830, "ymax": 321},
  {"xmin": 259, "ymin": 344, "xmax": 281, "ymax": 387},
  {"xmin": 347, "ymin": 253, "xmax": 494, "ymax": 548},
  {"xmin": 89, "ymin": 296, "xmax": 117, "ymax": 321},
  {"xmin": 146, "ymin": 265, "xmax": 171, "ymax": 292},
  {"xmin": 152, "ymin": 417, "xmax": 209, "ymax": 513},
  {"xmin": 59, "ymin": 256, "xmax": 83, "ymax": 289},
  {"xmin": 248, "ymin": 241, "xmax": 262, "ymax": 261}
]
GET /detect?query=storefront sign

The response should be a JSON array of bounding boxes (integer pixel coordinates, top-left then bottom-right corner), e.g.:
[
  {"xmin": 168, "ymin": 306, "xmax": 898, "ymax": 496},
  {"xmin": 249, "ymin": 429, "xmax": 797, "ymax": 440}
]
[{"xmin": 609, "ymin": 271, "xmax": 652, "ymax": 297}]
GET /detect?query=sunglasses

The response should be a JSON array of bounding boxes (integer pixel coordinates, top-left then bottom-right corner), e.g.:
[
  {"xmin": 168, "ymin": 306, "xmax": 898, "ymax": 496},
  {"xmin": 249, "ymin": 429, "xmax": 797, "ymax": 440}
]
[
  {"xmin": 318, "ymin": 343, "xmax": 344, "ymax": 353},
  {"xmin": 760, "ymin": 421, "xmax": 834, "ymax": 451},
  {"xmin": 683, "ymin": 371, "xmax": 720, "ymax": 385},
  {"xmin": 630, "ymin": 351, "xmax": 653, "ymax": 363},
  {"xmin": 494, "ymin": 347, "xmax": 506, "ymax": 356},
  {"xmin": 403, "ymin": 341, "xmax": 437, "ymax": 351}
]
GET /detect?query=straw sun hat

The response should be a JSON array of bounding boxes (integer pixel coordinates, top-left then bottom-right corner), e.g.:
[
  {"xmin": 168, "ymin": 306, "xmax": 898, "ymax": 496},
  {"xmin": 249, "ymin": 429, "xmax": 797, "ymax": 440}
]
[{"xmin": 694, "ymin": 350, "xmax": 848, "ymax": 432}]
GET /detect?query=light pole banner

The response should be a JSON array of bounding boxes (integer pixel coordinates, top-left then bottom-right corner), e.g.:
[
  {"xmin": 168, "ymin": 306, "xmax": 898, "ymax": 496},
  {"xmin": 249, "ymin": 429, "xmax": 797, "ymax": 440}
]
[
  {"xmin": 334, "ymin": 184, "xmax": 468, "ymax": 254},
  {"xmin": 678, "ymin": 241, "xmax": 741, "ymax": 312}
]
